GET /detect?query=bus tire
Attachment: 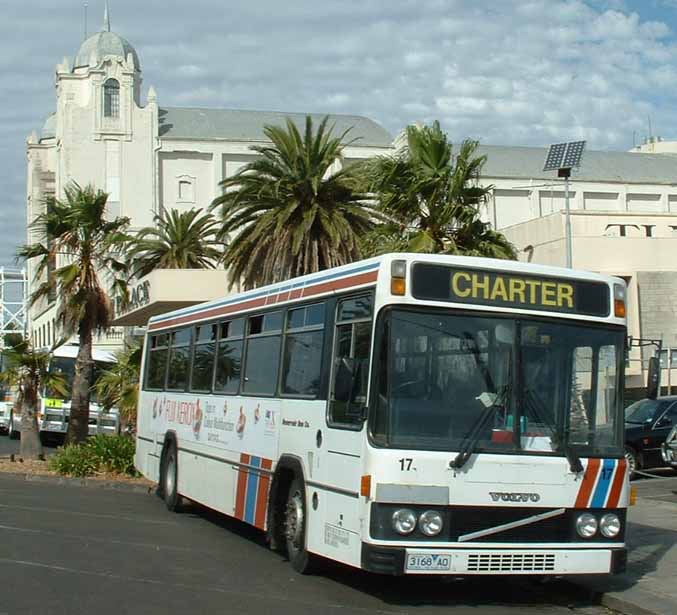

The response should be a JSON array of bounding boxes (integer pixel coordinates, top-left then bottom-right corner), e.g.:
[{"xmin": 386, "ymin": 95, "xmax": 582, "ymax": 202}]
[
  {"xmin": 284, "ymin": 476, "xmax": 318, "ymax": 574},
  {"xmin": 161, "ymin": 441, "xmax": 181, "ymax": 512},
  {"xmin": 8, "ymin": 412, "xmax": 19, "ymax": 440}
]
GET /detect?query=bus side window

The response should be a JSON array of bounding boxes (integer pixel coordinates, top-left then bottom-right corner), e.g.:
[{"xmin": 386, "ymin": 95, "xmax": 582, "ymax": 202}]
[
  {"xmin": 167, "ymin": 328, "xmax": 192, "ymax": 391},
  {"xmin": 146, "ymin": 334, "xmax": 169, "ymax": 390},
  {"xmin": 328, "ymin": 295, "xmax": 373, "ymax": 426}
]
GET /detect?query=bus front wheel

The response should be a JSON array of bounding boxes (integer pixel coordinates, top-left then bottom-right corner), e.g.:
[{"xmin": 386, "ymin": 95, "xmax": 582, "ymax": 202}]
[
  {"xmin": 161, "ymin": 442, "xmax": 181, "ymax": 512},
  {"xmin": 284, "ymin": 477, "xmax": 318, "ymax": 574}
]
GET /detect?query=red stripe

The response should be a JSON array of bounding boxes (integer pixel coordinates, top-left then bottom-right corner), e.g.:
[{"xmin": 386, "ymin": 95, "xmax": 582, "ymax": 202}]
[
  {"xmin": 575, "ymin": 458, "xmax": 601, "ymax": 508},
  {"xmin": 149, "ymin": 270, "xmax": 378, "ymax": 331},
  {"xmin": 234, "ymin": 453, "xmax": 250, "ymax": 520},
  {"xmin": 254, "ymin": 458, "xmax": 273, "ymax": 530},
  {"xmin": 300, "ymin": 270, "xmax": 378, "ymax": 299},
  {"xmin": 607, "ymin": 458, "xmax": 627, "ymax": 508}
]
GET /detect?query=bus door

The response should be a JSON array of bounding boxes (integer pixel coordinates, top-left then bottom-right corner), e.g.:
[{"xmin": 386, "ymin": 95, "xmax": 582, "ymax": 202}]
[{"xmin": 313, "ymin": 294, "xmax": 374, "ymax": 563}]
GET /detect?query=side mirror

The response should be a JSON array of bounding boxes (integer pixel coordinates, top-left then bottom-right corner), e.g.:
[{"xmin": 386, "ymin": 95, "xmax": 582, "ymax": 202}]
[
  {"xmin": 334, "ymin": 358, "xmax": 356, "ymax": 403},
  {"xmin": 647, "ymin": 356, "xmax": 660, "ymax": 400},
  {"xmin": 655, "ymin": 415, "xmax": 672, "ymax": 430}
]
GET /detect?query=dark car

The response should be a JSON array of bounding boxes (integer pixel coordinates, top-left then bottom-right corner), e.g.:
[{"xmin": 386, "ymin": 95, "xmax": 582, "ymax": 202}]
[{"xmin": 625, "ymin": 396, "xmax": 677, "ymax": 476}]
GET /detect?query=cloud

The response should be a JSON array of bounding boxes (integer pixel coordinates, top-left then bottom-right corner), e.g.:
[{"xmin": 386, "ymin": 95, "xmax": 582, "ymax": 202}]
[{"xmin": 1, "ymin": 0, "xmax": 676, "ymax": 268}]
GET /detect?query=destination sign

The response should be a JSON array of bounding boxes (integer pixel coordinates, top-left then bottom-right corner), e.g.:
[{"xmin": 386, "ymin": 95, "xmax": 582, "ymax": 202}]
[{"xmin": 411, "ymin": 264, "xmax": 610, "ymax": 317}]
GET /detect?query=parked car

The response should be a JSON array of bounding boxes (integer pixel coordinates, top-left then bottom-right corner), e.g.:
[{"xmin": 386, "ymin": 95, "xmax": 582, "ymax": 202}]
[
  {"xmin": 625, "ymin": 396, "xmax": 677, "ymax": 476},
  {"xmin": 661, "ymin": 425, "xmax": 677, "ymax": 469}
]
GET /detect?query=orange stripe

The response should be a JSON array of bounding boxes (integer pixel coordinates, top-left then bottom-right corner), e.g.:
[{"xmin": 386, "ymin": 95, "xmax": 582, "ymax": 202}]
[
  {"xmin": 575, "ymin": 458, "xmax": 601, "ymax": 508},
  {"xmin": 607, "ymin": 458, "xmax": 627, "ymax": 508},
  {"xmin": 300, "ymin": 270, "xmax": 378, "ymax": 298},
  {"xmin": 254, "ymin": 458, "xmax": 273, "ymax": 529},
  {"xmin": 235, "ymin": 453, "xmax": 250, "ymax": 520}
]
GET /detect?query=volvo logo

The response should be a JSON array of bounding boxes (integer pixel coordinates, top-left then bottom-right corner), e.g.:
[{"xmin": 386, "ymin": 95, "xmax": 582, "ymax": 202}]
[{"xmin": 490, "ymin": 492, "xmax": 541, "ymax": 503}]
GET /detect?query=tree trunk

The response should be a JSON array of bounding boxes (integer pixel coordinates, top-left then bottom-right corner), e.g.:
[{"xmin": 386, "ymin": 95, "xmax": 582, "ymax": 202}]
[
  {"xmin": 66, "ymin": 328, "xmax": 93, "ymax": 444},
  {"xmin": 19, "ymin": 398, "xmax": 43, "ymax": 461}
]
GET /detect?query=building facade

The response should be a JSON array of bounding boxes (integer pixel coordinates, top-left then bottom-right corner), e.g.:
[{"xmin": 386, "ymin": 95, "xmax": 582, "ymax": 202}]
[
  {"xmin": 480, "ymin": 144, "xmax": 677, "ymax": 397},
  {"xmin": 25, "ymin": 12, "xmax": 393, "ymax": 352},
  {"xmin": 24, "ymin": 10, "xmax": 677, "ymax": 396}
]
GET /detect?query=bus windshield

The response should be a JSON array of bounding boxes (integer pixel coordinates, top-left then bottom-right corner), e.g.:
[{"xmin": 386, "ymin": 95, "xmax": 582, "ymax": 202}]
[
  {"xmin": 371, "ymin": 308, "xmax": 625, "ymax": 458},
  {"xmin": 45, "ymin": 357, "xmax": 112, "ymax": 404}
]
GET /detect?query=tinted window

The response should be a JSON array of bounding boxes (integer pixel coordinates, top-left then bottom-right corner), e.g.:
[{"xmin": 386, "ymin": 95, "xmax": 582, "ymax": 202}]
[
  {"xmin": 282, "ymin": 331, "xmax": 324, "ymax": 397},
  {"xmin": 191, "ymin": 326, "xmax": 216, "ymax": 392},
  {"xmin": 243, "ymin": 336, "xmax": 281, "ymax": 395},
  {"xmin": 329, "ymin": 295, "xmax": 373, "ymax": 425},
  {"xmin": 167, "ymin": 328, "xmax": 192, "ymax": 391},
  {"xmin": 214, "ymin": 339, "xmax": 243, "ymax": 394},
  {"xmin": 146, "ymin": 334, "xmax": 169, "ymax": 389}
]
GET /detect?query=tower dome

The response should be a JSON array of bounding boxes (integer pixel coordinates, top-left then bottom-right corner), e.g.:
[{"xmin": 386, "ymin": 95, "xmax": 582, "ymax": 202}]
[
  {"xmin": 72, "ymin": 4, "xmax": 140, "ymax": 71},
  {"xmin": 73, "ymin": 31, "xmax": 140, "ymax": 70}
]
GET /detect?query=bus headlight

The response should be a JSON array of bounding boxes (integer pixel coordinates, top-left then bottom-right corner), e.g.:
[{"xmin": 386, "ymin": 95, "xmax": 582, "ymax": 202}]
[
  {"xmin": 419, "ymin": 510, "xmax": 444, "ymax": 536},
  {"xmin": 575, "ymin": 513, "xmax": 598, "ymax": 538},
  {"xmin": 600, "ymin": 513, "xmax": 621, "ymax": 538},
  {"xmin": 392, "ymin": 509, "xmax": 417, "ymax": 535}
]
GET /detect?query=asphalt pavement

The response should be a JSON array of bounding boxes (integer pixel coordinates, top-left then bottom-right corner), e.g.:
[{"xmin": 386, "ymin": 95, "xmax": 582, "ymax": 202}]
[
  {"xmin": 0, "ymin": 471, "xmax": 614, "ymax": 615},
  {"xmin": 0, "ymin": 434, "xmax": 60, "ymax": 458}
]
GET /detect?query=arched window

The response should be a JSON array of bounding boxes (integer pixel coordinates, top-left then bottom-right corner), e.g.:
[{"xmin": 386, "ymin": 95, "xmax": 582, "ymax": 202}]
[{"xmin": 103, "ymin": 79, "xmax": 120, "ymax": 118}]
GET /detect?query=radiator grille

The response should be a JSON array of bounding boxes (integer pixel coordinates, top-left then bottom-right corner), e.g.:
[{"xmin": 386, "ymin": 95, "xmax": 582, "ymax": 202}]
[{"xmin": 467, "ymin": 552, "xmax": 556, "ymax": 572}]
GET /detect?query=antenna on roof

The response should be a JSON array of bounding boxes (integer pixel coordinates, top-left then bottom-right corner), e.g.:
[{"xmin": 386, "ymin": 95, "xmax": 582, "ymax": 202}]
[{"xmin": 84, "ymin": 2, "xmax": 88, "ymax": 40}]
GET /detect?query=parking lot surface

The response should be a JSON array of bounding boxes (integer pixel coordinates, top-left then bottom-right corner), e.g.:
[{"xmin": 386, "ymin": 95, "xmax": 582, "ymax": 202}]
[{"xmin": 0, "ymin": 473, "xmax": 615, "ymax": 615}]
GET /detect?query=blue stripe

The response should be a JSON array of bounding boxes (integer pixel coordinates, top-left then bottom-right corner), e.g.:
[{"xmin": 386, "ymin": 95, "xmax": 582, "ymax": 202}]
[
  {"xmin": 591, "ymin": 459, "xmax": 616, "ymax": 508},
  {"xmin": 149, "ymin": 261, "xmax": 380, "ymax": 324},
  {"xmin": 245, "ymin": 456, "xmax": 261, "ymax": 525}
]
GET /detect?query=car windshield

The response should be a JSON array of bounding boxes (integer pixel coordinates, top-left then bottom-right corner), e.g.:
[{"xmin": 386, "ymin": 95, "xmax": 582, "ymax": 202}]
[
  {"xmin": 370, "ymin": 308, "xmax": 625, "ymax": 458},
  {"xmin": 624, "ymin": 399, "xmax": 663, "ymax": 424}
]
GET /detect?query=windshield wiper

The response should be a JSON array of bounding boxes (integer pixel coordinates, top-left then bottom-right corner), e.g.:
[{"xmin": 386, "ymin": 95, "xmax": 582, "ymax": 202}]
[
  {"xmin": 450, "ymin": 387, "xmax": 508, "ymax": 470},
  {"xmin": 524, "ymin": 390, "xmax": 583, "ymax": 474}
]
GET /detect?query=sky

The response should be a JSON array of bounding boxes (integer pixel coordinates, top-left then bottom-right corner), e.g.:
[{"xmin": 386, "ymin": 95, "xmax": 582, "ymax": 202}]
[{"xmin": 1, "ymin": 0, "xmax": 677, "ymax": 268}]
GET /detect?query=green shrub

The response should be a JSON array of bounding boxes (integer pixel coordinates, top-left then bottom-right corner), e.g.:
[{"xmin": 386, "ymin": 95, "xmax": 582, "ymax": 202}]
[
  {"xmin": 49, "ymin": 443, "xmax": 99, "ymax": 477},
  {"xmin": 50, "ymin": 435, "xmax": 138, "ymax": 477}
]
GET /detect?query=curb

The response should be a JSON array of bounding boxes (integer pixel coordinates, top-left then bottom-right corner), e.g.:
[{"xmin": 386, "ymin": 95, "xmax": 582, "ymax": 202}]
[
  {"xmin": 0, "ymin": 470, "xmax": 155, "ymax": 495},
  {"xmin": 568, "ymin": 579, "xmax": 677, "ymax": 615}
]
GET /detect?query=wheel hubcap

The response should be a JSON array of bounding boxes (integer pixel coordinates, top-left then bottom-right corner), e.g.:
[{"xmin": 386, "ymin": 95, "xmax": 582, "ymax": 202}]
[
  {"xmin": 625, "ymin": 451, "xmax": 636, "ymax": 475},
  {"xmin": 285, "ymin": 490, "xmax": 304, "ymax": 550},
  {"xmin": 165, "ymin": 454, "xmax": 176, "ymax": 497}
]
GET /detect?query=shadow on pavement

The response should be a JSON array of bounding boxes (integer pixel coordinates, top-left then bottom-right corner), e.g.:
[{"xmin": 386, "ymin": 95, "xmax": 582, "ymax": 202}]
[{"xmin": 180, "ymin": 499, "xmax": 603, "ymax": 611}]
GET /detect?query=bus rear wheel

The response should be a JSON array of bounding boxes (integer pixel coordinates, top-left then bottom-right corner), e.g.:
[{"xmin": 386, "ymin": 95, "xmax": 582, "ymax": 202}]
[
  {"xmin": 284, "ymin": 477, "xmax": 318, "ymax": 574},
  {"xmin": 161, "ymin": 442, "xmax": 181, "ymax": 512}
]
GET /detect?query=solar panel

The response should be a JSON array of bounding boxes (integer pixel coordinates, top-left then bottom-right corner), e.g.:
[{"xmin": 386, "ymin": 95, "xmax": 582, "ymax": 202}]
[
  {"xmin": 562, "ymin": 140, "xmax": 586, "ymax": 169},
  {"xmin": 543, "ymin": 140, "xmax": 586, "ymax": 172},
  {"xmin": 543, "ymin": 143, "xmax": 567, "ymax": 171}
]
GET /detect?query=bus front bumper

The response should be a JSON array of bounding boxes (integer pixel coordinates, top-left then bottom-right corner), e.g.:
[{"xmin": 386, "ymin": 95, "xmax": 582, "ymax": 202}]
[{"xmin": 361, "ymin": 544, "xmax": 627, "ymax": 576}]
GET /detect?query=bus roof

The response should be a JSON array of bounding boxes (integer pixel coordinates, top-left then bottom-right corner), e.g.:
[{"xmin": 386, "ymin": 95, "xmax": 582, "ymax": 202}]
[{"xmin": 147, "ymin": 254, "xmax": 624, "ymax": 332}]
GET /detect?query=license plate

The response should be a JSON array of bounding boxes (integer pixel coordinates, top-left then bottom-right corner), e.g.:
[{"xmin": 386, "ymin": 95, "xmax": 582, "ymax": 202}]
[
  {"xmin": 45, "ymin": 398, "xmax": 64, "ymax": 408},
  {"xmin": 406, "ymin": 553, "xmax": 452, "ymax": 572}
]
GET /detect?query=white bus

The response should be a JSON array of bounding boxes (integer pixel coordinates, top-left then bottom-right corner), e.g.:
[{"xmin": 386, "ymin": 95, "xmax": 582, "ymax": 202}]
[
  {"xmin": 13, "ymin": 345, "xmax": 121, "ymax": 440},
  {"xmin": 135, "ymin": 254, "xmax": 629, "ymax": 577}
]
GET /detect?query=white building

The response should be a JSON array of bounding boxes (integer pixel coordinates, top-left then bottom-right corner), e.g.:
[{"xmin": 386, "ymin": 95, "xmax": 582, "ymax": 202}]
[
  {"xmin": 25, "ymin": 10, "xmax": 677, "ymax": 396},
  {"xmin": 480, "ymin": 144, "xmax": 677, "ymax": 396},
  {"xmin": 25, "ymin": 11, "xmax": 393, "ymax": 351}
]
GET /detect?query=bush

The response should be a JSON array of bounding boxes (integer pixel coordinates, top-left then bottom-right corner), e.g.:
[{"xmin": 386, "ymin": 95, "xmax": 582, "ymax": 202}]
[{"xmin": 50, "ymin": 434, "xmax": 138, "ymax": 477}]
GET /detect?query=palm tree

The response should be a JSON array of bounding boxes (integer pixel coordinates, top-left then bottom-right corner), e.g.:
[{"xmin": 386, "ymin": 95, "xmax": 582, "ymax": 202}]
[
  {"xmin": 130, "ymin": 208, "xmax": 222, "ymax": 278},
  {"xmin": 361, "ymin": 121, "xmax": 516, "ymax": 259},
  {"xmin": 0, "ymin": 340, "xmax": 66, "ymax": 460},
  {"xmin": 212, "ymin": 115, "xmax": 375, "ymax": 289},
  {"xmin": 95, "ymin": 341, "xmax": 142, "ymax": 434},
  {"xmin": 18, "ymin": 182, "xmax": 130, "ymax": 444}
]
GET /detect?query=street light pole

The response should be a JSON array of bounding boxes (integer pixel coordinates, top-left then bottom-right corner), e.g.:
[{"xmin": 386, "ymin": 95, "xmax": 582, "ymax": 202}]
[{"xmin": 563, "ymin": 170, "xmax": 573, "ymax": 268}]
